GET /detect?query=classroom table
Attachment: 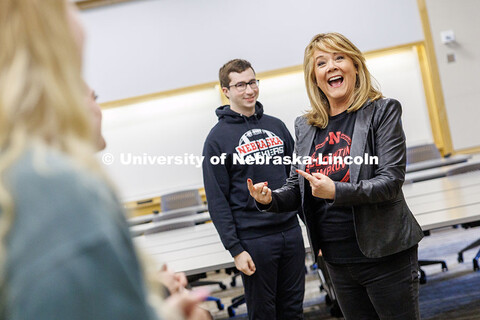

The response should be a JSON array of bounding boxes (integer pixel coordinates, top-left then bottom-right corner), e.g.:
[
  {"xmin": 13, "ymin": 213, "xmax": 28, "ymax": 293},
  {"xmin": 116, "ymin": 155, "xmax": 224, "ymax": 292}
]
[
  {"xmin": 134, "ymin": 220, "xmax": 310, "ymax": 276},
  {"xmin": 130, "ymin": 212, "xmax": 211, "ymax": 237},
  {"xmin": 134, "ymin": 170, "xmax": 480, "ymax": 276},
  {"xmin": 405, "ymin": 154, "xmax": 470, "ymax": 173},
  {"xmin": 128, "ymin": 204, "xmax": 208, "ymax": 226},
  {"xmin": 405, "ymin": 159, "xmax": 480, "ymax": 183},
  {"xmin": 403, "ymin": 167, "xmax": 480, "ymax": 198},
  {"xmin": 404, "ymin": 170, "xmax": 480, "ymax": 230}
]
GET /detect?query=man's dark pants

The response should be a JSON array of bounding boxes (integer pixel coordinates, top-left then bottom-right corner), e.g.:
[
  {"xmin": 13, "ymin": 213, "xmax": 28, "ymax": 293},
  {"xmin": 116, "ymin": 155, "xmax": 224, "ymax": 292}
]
[{"xmin": 240, "ymin": 225, "xmax": 305, "ymax": 320}]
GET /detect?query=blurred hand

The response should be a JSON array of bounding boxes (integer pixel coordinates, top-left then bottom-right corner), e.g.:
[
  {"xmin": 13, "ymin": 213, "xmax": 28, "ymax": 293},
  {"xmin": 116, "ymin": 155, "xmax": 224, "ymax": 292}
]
[
  {"xmin": 247, "ymin": 178, "xmax": 272, "ymax": 205},
  {"xmin": 188, "ymin": 305, "xmax": 213, "ymax": 320},
  {"xmin": 166, "ymin": 289, "xmax": 211, "ymax": 320},
  {"xmin": 234, "ymin": 251, "xmax": 256, "ymax": 276},
  {"xmin": 296, "ymin": 169, "xmax": 335, "ymax": 199},
  {"xmin": 158, "ymin": 263, "xmax": 188, "ymax": 294}
]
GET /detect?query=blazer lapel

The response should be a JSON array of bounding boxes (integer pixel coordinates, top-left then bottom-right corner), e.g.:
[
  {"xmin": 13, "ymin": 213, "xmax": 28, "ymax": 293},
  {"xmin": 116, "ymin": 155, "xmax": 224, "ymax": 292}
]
[{"xmin": 350, "ymin": 101, "xmax": 375, "ymax": 183}]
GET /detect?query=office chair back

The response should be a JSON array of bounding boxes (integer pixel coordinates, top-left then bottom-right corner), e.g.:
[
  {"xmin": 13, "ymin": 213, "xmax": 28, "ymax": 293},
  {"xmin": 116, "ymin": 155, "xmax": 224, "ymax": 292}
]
[
  {"xmin": 161, "ymin": 189, "xmax": 202, "ymax": 212},
  {"xmin": 445, "ymin": 160, "xmax": 480, "ymax": 271},
  {"xmin": 406, "ymin": 143, "xmax": 441, "ymax": 165}
]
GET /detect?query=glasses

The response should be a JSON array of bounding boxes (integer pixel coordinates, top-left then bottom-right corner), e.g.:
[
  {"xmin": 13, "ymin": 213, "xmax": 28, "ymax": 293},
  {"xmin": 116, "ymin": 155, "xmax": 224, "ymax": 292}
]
[{"xmin": 228, "ymin": 79, "xmax": 259, "ymax": 92}]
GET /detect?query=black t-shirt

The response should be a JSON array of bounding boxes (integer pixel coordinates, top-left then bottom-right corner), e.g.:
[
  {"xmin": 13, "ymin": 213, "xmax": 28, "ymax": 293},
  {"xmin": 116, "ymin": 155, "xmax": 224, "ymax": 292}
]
[{"xmin": 305, "ymin": 110, "xmax": 373, "ymax": 263}]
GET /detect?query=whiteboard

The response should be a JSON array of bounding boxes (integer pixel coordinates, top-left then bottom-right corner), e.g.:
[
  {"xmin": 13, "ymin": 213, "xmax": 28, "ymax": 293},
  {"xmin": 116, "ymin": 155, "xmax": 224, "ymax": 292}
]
[
  {"xmin": 99, "ymin": 88, "xmax": 221, "ymax": 202},
  {"xmin": 100, "ymin": 48, "xmax": 433, "ymax": 202}
]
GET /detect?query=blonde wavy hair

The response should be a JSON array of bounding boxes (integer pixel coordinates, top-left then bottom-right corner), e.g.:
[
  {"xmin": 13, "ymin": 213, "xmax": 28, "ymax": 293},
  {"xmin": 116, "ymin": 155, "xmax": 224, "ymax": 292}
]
[
  {"xmin": 0, "ymin": 0, "xmax": 101, "ymax": 281},
  {"xmin": 0, "ymin": 4, "xmax": 180, "ymax": 318},
  {"xmin": 303, "ymin": 32, "xmax": 382, "ymax": 128}
]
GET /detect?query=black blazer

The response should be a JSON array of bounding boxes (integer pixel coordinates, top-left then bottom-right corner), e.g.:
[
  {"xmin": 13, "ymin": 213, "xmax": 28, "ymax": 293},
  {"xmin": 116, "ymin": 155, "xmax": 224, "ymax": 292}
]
[{"xmin": 267, "ymin": 98, "xmax": 424, "ymax": 258}]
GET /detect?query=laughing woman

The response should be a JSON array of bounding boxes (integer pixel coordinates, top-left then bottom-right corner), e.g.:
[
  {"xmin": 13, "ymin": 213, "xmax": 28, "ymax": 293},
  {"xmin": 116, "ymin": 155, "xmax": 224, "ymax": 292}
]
[{"xmin": 248, "ymin": 33, "xmax": 424, "ymax": 320}]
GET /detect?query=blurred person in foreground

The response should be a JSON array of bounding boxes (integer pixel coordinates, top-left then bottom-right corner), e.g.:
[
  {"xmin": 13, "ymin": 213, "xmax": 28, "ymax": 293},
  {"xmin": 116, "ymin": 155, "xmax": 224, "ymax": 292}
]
[{"xmin": 0, "ymin": 1, "xmax": 208, "ymax": 319}]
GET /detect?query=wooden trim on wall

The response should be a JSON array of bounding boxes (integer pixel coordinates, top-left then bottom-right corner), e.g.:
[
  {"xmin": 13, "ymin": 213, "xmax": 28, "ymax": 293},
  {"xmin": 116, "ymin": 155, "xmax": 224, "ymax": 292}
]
[
  {"xmin": 363, "ymin": 41, "xmax": 424, "ymax": 58},
  {"xmin": 100, "ymin": 82, "xmax": 220, "ymax": 109},
  {"xmin": 455, "ymin": 146, "xmax": 480, "ymax": 155},
  {"xmin": 100, "ymin": 42, "xmax": 430, "ymax": 111},
  {"xmin": 75, "ymin": 0, "xmax": 137, "ymax": 10},
  {"xmin": 415, "ymin": 44, "xmax": 446, "ymax": 152},
  {"xmin": 416, "ymin": 0, "xmax": 454, "ymax": 155},
  {"xmin": 256, "ymin": 65, "xmax": 303, "ymax": 79},
  {"xmin": 218, "ymin": 65, "xmax": 304, "ymax": 106}
]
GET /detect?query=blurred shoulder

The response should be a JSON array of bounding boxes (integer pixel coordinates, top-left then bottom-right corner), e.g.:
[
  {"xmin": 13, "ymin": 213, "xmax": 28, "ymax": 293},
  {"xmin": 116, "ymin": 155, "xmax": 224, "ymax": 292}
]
[{"xmin": 7, "ymin": 147, "xmax": 111, "ymax": 200}]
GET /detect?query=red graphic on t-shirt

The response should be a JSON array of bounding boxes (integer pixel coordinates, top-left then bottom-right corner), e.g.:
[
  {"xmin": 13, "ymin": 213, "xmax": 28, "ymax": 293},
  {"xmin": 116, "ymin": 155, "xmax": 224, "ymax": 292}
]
[{"xmin": 306, "ymin": 131, "xmax": 351, "ymax": 182}]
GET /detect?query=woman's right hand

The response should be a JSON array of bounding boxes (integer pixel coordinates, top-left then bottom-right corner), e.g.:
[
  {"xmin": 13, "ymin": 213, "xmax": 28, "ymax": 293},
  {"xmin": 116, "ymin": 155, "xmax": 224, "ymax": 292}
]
[{"xmin": 247, "ymin": 178, "xmax": 272, "ymax": 205}]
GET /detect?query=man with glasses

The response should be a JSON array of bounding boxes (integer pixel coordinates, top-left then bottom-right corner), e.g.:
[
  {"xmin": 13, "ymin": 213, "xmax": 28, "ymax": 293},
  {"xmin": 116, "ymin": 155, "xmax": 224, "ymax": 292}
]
[{"xmin": 202, "ymin": 59, "xmax": 305, "ymax": 319}]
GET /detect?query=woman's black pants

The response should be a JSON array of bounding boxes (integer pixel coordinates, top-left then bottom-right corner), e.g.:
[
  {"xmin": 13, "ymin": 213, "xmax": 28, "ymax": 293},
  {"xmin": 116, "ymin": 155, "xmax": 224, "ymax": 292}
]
[{"xmin": 325, "ymin": 246, "xmax": 420, "ymax": 320}]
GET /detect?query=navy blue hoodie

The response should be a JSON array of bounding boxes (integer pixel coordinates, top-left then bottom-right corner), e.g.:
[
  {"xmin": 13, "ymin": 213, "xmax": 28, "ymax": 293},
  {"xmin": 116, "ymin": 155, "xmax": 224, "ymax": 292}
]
[{"xmin": 202, "ymin": 102, "xmax": 299, "ymax": 257}]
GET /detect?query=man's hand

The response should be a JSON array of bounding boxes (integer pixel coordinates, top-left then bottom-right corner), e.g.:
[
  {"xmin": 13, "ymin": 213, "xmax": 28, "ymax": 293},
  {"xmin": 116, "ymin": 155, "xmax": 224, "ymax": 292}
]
[
  {"xmin": 234, "ymin": 251, "xmax": 256, "ymax": 276},
  {"xmin": 296, "ymin": 169, "xmax": 335, "ymax": 199},
  {"xmin": 247, "ymin": 178, "xmax": 272, "ymax": 205}
]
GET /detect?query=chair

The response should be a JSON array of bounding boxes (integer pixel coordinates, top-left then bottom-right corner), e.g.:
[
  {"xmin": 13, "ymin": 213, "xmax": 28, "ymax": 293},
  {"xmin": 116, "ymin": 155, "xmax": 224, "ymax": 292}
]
[
  {"xmin": 418, "ymin": 230, "xmax": 448, "ymax": 284},
  {"xmin": 161, "ymin": 189, "xmax": 205, "ymax": 211},
  {"xmin": 446, "ymin": 162, "xmax": 480, "ymax": 271},
  {"xmin": 130, "ymin": 188, "xmax": 208, "ymax": 236},
  {"xmin": 186, "ymin": 271, "xmax": 227, "ymax": 312},
  {"xmin": 153, "ymin": 189, "xmax": 208, "ymax": 222},
  {"xmin": 457, "ymin": 226, "xmax": 480, "ymax": 271},
  {"xmin": 227, "ymin": 294, "xmax": 246, "ymax": 318},
  {"xmin": 406, "ymin": 144, "xmax": 449, "ymax": 283},
  {"xmin": 225, "ymin": 267, "xmax": 241, "ymax": 287},
  {"xmin": 406, "ymin": 143, "xmax": 441, "ymax": 165},
  {"xmin": 187, "ymin": 273, "xmax": 227, "ymax": 291}
]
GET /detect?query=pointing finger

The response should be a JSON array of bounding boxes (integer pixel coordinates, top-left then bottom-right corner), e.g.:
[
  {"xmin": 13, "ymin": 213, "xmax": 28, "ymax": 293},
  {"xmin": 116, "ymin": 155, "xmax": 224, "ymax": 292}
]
[
  {"xmin": 311, "ymin": 172, "xmax": 324, "ymax": 179},
  {"xmin": 296, "ymin": 169, "xmax": 316, "ymax": 183}
]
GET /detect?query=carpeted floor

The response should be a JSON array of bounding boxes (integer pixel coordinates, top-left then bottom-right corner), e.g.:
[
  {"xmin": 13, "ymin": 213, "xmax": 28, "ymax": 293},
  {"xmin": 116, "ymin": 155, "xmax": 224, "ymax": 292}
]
[
  {"xmin": 199, "ymin": 226, "xmax": 480, "ymax": 319},
  {"xmin": 417, "ymin": 226, "xmax": 480, "ymax": 320}
]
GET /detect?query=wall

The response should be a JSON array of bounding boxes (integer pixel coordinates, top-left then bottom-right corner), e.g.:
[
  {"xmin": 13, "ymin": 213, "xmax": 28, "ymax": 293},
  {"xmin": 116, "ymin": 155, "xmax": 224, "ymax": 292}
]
[
  {"xmin": 100, "ymin": 87, "xmax": 221, "ymax": 201},
  {"xmin": 424, "ymin": 0, "xmax": 480, "ymax": 151},
  {"xmin": 78, "ymin": 0, "xmax": 436, "ymax": 201},
  {"xmin": 80, "ymin": 0, "xmax": 424, "ymax": 102}
]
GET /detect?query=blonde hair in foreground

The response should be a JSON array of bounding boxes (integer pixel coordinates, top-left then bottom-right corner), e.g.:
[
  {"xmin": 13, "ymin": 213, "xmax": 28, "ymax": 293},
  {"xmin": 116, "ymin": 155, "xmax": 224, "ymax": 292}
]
[
  {"xmin": 303, "ymin": 32, "xmax": 382, "ymax": 128},
  {"xmin": 0, "ymin": 0, "xmax": 101, "ymax": 283}
]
